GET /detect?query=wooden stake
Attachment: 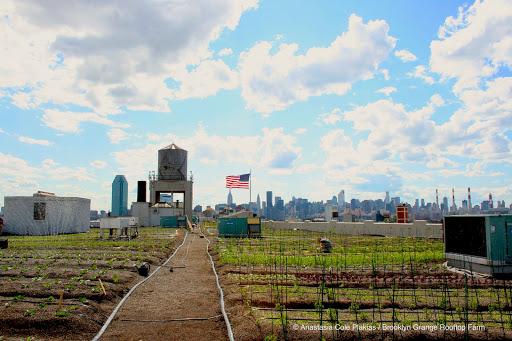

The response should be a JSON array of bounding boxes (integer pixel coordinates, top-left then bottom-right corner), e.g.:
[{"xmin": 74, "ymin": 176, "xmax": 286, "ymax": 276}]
[
  {"xmin": 57, "ymin": 290, "xmax": 64, "ymax": 311},
  {"xmin": 98, "ymin": 279, "xmax": 107, "ymax": 296}
]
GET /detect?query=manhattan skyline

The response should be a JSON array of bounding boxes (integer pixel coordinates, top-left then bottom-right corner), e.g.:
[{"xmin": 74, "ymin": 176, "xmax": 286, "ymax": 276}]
[{"xmin": 0, "ymin": 0, "xmax": 511, "ymax": 211}]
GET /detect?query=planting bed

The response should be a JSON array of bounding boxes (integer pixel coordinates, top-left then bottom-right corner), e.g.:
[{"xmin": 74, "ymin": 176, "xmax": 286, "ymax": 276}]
[
  {"xmin": 219, "ymin": 226, "xmax": 512, "ymax": 340},
  {"xmin": 0, "ymin": 228, "xmax": 182, "ymax": 340}
]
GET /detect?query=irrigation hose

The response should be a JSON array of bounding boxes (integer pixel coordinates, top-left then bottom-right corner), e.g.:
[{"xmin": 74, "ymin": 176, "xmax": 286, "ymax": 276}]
[
  {"xmin": 91, "ymin": 231, "xmax": 189, "ymax": 341},
  {"xmin": 119, "ymin": 313, "xmax": 228, "ymax": 322},
  {"xmin": 203, "ymin": 229, "xmax": 235, "ymax": 341}
]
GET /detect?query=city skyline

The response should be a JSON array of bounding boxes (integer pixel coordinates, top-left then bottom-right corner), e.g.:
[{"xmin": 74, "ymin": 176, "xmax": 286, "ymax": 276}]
[{"xmin": 1, "ymin": 1, "xmax": 511, "ymax": 210}]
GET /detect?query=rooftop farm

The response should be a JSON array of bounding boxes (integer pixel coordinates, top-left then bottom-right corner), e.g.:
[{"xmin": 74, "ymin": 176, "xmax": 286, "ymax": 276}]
[
  {"xmin": 0, "ymin": 228, "xmax": 180, "ymax": 340},
  {"xmin": 218, "ymin": 225, "xmax": 512, "ymax": 340}
]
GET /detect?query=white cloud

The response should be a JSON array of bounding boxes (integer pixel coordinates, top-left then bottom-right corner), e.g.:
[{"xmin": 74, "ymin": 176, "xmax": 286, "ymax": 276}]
[
  {"xmin": 218, "ymin": 48, "xmax": 233, "ymax": 56},
  {"xmin": 318, "ymin": 108, "xmax": 342, "ymax": 125},
  {"xmin": 42, "ymin": 159, "xmax": 59, "ymax": 168},
  {"xmin": 170, "ymin": 59, "xmax": 239, "ymax": 100},
  {"xmin": 426, "ymin": 156, "xmax": 457, "ymax": 168},
  {"xmin": 42, "ymin": 109, "xmax": 130, "ymax": 133},
  {"xmin": 18, "ymin": 136, "xmax": 52, "ymax": 146},
  {"xmin": 381, "ymin": 69, "xmax": 390, "ymax": 80},
  {"xmin": 0, "ymin": 127, "xmax": 4, "ymax": 133},
  {"xmin": 394, "ymin": 49, "xmax": 417, "ymax": 62},
  {"xmin": 44, "ymin": 166, "xmax": 96, "ymax": 182},
  {"xmin": 408, "ymin": 65, "xmax": 434, "ymax": 84},
  {"xmin": 239, "ymin": 14, "xmax": 396, "ymax": 113},
  {"xmin": 107, "ymin": 128, "xmax": 129, "ymax": 144},
  {"xmin": 436, "ymin": 77, "xmax": 512, "ymax": 162},
  {"xmin": 296, "ymin": 164, "xmax": 319, "ymax": 174},
  {"xmin": 90, "ymin": 160, "xmax": 108, "ymax": 169},
  {"xmin": 375, "ymin": 86, "xmax": 397, "ymax": 96},
  {"xmin": 429, "ymin": 94, "xmax": 445, "ymax": 107},
  {"xmin": 295, "ymin": 128, "xmax": 307, "ymax": 134},
  {"xmin": 0, "ymin": 152, "xmax": 42, "ymax": 179},
  {"xmin": 431, "ymin": 0, "xmax": 512, "ymax": 93},
  {"xmin": 113, "ymin": 125, "xmax": 302, "ymax": 187},
  {"xmin": 1, "ymin": 0, "xmax": 259, "ymax": 114}
]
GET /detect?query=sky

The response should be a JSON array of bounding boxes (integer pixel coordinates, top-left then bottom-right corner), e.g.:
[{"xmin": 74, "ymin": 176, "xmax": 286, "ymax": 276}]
[{"xmin": 1, "ymin": 0, "xmax": 512, "ymax": 211}]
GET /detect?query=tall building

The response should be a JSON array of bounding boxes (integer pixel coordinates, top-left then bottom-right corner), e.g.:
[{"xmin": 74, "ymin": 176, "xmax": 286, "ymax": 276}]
[
  {"xmin": 338, "ymin": 190, "xmax": 345, "ymax": 207},
  {"xmin": 266, "ymin": 191, "xmax": 273, "ymax": 219},
  {"xmin": 112, "ymin": 175, "xmax": 128, "ymax": 216},
  {"xmin": 256, "ymin": 194, "xmax": 261, "ymax": 210},
  {"xmin": 331, "ymin": 195, "xmax": 338, "ymax": 205},
  {"xmin": 227, "ymin": 190, "xmax": 233, "ymax": 206},
  {"xmin": 267, "ymin": 191, "xmax": 273, "ymax": 208},
  {"xmin": 384, "ymin": 191, "xmax": 390, "ymax": 205}
]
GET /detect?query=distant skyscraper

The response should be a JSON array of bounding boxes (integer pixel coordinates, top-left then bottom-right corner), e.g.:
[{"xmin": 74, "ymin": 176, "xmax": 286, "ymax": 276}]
[
  {"xmin": 112, "ymin": 175, "xmax": 128, "ymax": 217},
  {"xmin": 257, "ymin": 194, "xmax": 261, "ymax": 210},
  {"xmin": 227, "ymin": 190, "xmax": 233, "ymax": 206},
  {"xmin": 384, "ymin": 191, "xmax": 390, "ymax": 204},
  {"xmin": 338, "ymin": 190, "xmax": 345, "ymax": 207},
  {"xmin": 266, "ymin": 191, "xmax": 273, "ymax": 219},
  {"xmin": 331, "ymin": 195, "xmax": 338, "ymax": 205}
]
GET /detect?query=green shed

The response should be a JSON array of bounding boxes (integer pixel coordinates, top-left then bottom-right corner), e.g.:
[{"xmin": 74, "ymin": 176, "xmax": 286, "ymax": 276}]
[
  {"xmin": 160, "ymin": 216, "xmax": 178, "ymax": 228},
  {"xmin": 218, "ymin": 214, "xmax": 261, "ymax": 237},
  {"xmin": 160, "ymin": 216, "xmax": 187, "ymax": 228},
  {"xmin": 444, "ymin": 215, "xmax": 512, "ymax": 275}
]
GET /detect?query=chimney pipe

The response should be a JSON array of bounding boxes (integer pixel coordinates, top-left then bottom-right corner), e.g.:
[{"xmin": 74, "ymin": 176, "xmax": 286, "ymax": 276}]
[{"xmin": 137, "ymin": 181, "xmax": 147, "ymax": 203}]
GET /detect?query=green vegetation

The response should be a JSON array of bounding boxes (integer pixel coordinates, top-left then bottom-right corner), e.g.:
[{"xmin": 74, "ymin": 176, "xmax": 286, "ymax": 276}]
[{"xmin": 218, "ymin": 225, "xmax": 512, "ymax": 338}]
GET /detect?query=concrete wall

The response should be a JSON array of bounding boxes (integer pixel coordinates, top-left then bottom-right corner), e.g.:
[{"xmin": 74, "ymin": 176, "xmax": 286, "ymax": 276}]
[
  {"xmin": 265, "ymin": 220, "xmax": 442, "ymax": 238},
  {"xmin": 3, "ymin": 196, "xmax": 90, "ymax": 235}
]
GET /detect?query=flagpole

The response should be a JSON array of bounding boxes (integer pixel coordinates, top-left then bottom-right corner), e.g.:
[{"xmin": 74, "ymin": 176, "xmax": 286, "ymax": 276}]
[{"xmin": 249, "ymin": 169, "xmax": 252, "ymax": 208}]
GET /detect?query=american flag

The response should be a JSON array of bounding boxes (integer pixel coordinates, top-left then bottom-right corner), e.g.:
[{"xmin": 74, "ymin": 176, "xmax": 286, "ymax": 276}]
[{"xmin": 226, "ymin": 174, "xmax": 250, "ymax": 189}]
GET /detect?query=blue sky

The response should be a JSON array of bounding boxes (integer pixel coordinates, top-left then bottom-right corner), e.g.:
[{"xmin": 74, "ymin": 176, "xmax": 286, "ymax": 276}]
[{"xmin": 1, "ymin": 0, "xmax": 512, "ymax": 211}]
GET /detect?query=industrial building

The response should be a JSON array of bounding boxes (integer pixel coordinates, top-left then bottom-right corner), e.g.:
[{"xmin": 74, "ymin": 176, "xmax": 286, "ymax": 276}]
[
  {"xmin": 3, "ymin": 191, "xmax": 90, "ymax": 236},
  {"xmin": 131, "ymin": 143, "xmax": 193, "ymax": 227}
]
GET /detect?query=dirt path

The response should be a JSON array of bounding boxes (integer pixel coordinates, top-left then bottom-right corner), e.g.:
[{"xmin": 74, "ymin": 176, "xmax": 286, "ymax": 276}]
[{"xmin": 99, "ymin": 229, "xmax": 229, "ymax": 341}]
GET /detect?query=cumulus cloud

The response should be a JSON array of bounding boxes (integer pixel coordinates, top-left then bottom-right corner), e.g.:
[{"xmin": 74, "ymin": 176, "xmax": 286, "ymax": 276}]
[
  {"xmin": 42, "ymin": 109, "xmax": 130, "ymax": 133},
  {"xmin": 429, "ymin": 94, "xmax": 445, "ymax": 107},
  {"xmin": 1, "ymin": 0, "xmax": 258, "ymax": 114},
  {"xmin": 295, "ymin": 128, "xmax": 307, "ymax": 134},
  {"xmin": 436, "ymin": 77, "xmax": 512, "ymax": 162},
  {"xmin": 218, "ymin": 48, "xmax": 233, "ymax": 56},
  {"xmin": 296, "ymin": 164, "xmax": 319, "ymax": 174},
  {"xmin": 112, "ymin": 125, "xmax": 302, "ymax": 186},
  {"xmin": 170, "ymin": 59, "xmax": 239, "ymax": 100},
  {"xmin": 317, "ymin": 108, "xmax": 342, "ymax": 125},
  {"xmin": 395, "ymin": 49, "xmax": 418, "ymax": 62},
  {"xmin": 42, "ymin": 159, "xmax": 59, "ymax": 168},
  {"xmin": 375, "ymin": 86, "xmax": 397, "ymax": 96},
  {"xmin": 408, "ymin": 65, "xmax": 434, "ymax": 84},
  {"xmin": 90, "ymin": 160, "xmax": 108, "ymax": 169},
  {"xmin": 239, "ymin": 14, "xmax": 396, "ymax": 113},
  {"xmin": 107, "ymin": 128, "xmax": 129, "ymax": 144},
  {"xmin": 18, "ymin": 136, "xmax": 52, "ymax": 146},
  {"xmin": 430, "ymin": 0, "xmax": 512, "ymax": 92}
]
